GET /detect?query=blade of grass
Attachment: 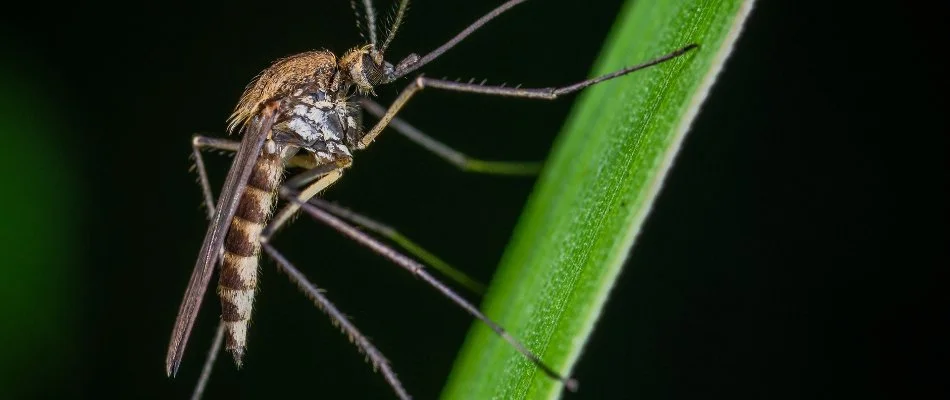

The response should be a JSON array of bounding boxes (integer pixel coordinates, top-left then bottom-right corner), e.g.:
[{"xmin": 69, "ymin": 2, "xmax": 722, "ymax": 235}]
[{"xmin": 441, "ymin": 0, "xmax": 755, "ymax": 398}]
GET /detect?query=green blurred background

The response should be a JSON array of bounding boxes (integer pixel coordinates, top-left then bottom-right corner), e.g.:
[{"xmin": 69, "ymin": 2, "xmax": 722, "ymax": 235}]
[{"xmin": 0, "ymin": 1, "xmax": 945, "ymax": 399}]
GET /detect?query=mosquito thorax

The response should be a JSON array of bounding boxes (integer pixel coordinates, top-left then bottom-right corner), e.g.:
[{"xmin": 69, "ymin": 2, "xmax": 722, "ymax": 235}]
[{"xmin": 228, "ymin": 51, "xmax": 341, "ymax": 133}]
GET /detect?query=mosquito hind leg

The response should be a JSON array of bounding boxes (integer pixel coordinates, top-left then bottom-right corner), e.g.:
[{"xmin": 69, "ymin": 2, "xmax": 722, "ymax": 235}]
[
  {"xmin": 257, "ymin": 165, "xmax": 412, "ymax": 400},
  {"xmin": 264, "ymin": 158, "xmax": 351, "ymax": 241},
  {"xmin": 185, "ymin": 135, "xmax": 242, "ymax": 400},
  {"xmin": 185, "ymin": 135, "xmax": 246, "ymax": 400},
  {"xmin": 261, "ymin": 241, "xmax": 410, "ymax": 400},
  {"xmin": 281, "ymin": 188, "xmax": 579, "ymax": 392},
  {"xmin": 192, "ymin": 134, "xmax": 317, "ymax": 218},
  {"xmin": 269, "ymin": 158, "xmax": 486, "ymax": 293},
  {"xmin": 191, "ymin": 135, "xmax": 241, "ymax": 217},
  {"xmin": 307, "ymin": 197, "xmax": 486, "ymax": 294},
  {"xmin": 189, "ymin": 321, "xmax": 225, "ymax": 400},
  {"xmin": 186, "ymin": 150, "xmax": 354, "ymax": 400},
  {"xmin": 358, "ymin": 98, "xmax": 542, "ymax": 176}
]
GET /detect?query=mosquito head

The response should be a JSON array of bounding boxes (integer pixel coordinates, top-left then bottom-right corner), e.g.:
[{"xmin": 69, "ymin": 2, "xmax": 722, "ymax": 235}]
[{"xmin": 340, "ymin": 44, "xmax": 395, "ymax": 95}]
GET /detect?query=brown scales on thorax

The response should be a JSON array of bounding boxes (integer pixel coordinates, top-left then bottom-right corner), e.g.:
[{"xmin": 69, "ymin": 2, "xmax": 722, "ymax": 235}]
[
  {"xmin": 228, "ymin": 51, "xmax": 339, "ymax": 133},
  {"xmin": 227, "ymin": 47, "xmax": 380, "ymax": 134}
]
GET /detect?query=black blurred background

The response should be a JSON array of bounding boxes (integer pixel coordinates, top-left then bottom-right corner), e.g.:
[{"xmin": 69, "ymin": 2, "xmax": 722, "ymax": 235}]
[{"xmin": 0, "ymin": 1, "xmax": 946, "ymax": 399}]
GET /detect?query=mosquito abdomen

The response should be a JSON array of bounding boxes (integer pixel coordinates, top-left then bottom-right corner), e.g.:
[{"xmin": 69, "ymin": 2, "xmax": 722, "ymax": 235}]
[{"xmin": 218, "ymin": 149, "xmax": 285, "ymax": 366}]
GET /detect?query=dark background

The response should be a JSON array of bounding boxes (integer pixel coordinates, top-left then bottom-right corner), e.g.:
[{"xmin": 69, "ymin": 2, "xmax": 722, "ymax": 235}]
[{"xmin": 0, "ymin": 0, "xmax": 945, "ymax": 399}]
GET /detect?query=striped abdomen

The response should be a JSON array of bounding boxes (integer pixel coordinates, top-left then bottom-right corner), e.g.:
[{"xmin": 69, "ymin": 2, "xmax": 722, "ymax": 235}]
[{"xmin": 218, "ymin": 148, "xmax": 284, "ymax": 366}]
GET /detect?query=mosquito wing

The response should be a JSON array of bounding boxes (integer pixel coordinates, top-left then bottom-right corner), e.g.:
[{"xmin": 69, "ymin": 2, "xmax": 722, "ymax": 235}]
[{"xmin": 165, "ymin": 110, "xmax": 278, "ymax": 377}]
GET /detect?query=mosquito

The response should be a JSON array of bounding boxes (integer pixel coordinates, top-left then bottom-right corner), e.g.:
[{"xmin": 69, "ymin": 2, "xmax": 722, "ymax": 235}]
[{"xmin": 166, "ymin": 0, "xmax": 698, "ymax": 398}]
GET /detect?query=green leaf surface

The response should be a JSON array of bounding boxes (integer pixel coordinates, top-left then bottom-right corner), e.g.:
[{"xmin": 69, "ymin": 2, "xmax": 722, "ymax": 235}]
[{"xmin": 442, "ymin": 0, "xmax": 755, "ymax": 398}]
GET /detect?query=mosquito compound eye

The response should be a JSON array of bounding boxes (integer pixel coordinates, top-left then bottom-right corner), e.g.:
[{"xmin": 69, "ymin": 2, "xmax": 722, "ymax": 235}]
[
  {"xmin": 345, "ymin": 52, "xmax": 377, "ymax": 92},
  {"xmin": 360, "ymin": 53, "xmax": 384, "ymax": 86}
]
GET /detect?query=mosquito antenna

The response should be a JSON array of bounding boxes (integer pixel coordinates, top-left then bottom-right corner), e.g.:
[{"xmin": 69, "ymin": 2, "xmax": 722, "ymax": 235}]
[
  {"xmin": 282, "ymin": 188, "xmax": 580, "ymax": 392},
  {"xmin": 379, "ymin": 0, "xmax": 409, "ymax": 53},
  {"xmin": 351, "ymin": 0, "xmax": 379, "ymax": 46},
  {"xmin": 390, "ymin": 0, "xmax": 527, "ymax": 81}
]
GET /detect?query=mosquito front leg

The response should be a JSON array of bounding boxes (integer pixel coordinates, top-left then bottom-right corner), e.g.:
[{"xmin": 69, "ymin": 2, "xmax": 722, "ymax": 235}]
[
  {"xmin": 358, "ymin": 98, "xmax": 541, "ymax": 176},
  {"xmin": 185, "ymin": 135, "xmax": 243, "ymax": 400},
  {"xmin": 359, "ymin": 44, "xmax": 698, "ymax": 150},
  {"xmin": 261, "ymin": 242, "xmax": 410, "ymax": 400}
]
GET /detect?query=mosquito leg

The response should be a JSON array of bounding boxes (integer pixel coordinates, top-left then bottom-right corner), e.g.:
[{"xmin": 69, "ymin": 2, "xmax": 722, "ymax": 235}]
[
  {"xmin": 258, "ymin": 169, "xmax": 411, "ymax": 399},
  {"xmin": 307, "ymin": 197, "xmax": 486, "ymax": 294},
  {"xmin": 358, "ymin": 98, "xmax": 541, "ymax": 176},
  {"xmin": 281, "ymin": 188, "xmax": 580, "ymax": 392},
  {"xmin": 265, "ymin": 158, "xmax": 352, "ymax": 241},
  {"xmin": 271, "ymin": 159, "xmax": 486, "ymax": 293},
  {"xmin": 187, "ymin": 136, "xmax": 244, "ymax": 400},
  {"xmin": 186, "ymin": 156, "xmax": 355, "ymax": 400},
  {"xmin": 190, "ymin": 321, "xmax": 226, "ymax": 400},
  {"xmin": 187, "ymin": 136, "xmax": 240, "ymax": 400},
  {"xmin": 262, "ymin": 242, "xmax": 411, "ymax": 400},
  {"xmin": 191, "ymin": 136, "xmax": 240, "ymax": 217},
  {"xmin": 191, "ymin": 135, "xmax": 317, "ymax": 212},
  {"xmin": 359, "ymin": 44, "xmax": 698, "ymax": 150}
]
